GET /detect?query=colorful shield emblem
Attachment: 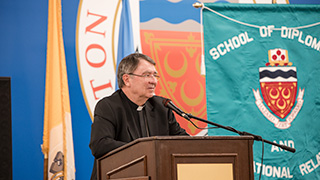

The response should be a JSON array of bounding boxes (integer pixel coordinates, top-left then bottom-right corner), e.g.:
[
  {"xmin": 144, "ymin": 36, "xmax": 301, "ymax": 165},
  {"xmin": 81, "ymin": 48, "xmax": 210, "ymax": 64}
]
[
  {"xmin": 253, "ymin": 49, "xmax": 304, "ymax": 129},
  {"xmin": 259, "ymin": 67, "xmax": 297, "ymax": 119}
]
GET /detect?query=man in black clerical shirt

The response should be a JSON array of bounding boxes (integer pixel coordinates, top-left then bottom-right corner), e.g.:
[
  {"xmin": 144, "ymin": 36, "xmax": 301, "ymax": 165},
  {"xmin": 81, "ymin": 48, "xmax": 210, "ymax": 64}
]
[{"xmin": 89, "ymin": 53, "xmax": 188, "ymax": 180}]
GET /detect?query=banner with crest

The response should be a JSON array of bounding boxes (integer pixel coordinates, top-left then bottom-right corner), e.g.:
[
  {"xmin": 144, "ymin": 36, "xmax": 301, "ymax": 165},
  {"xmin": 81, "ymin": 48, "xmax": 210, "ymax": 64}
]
[{"xmin": 202, "ymin": 3, "xmax": 320, "ymax": 179}]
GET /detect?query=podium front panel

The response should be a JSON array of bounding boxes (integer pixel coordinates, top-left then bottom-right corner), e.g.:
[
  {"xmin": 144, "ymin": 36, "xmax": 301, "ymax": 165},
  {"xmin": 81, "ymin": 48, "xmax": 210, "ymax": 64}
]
[
  {"xmin": 172, "ymin": 153, "xmax": 237, "ymax": 180},
  {"xmin": 177, "ymin": 163, "xmax": 233, "ymax": 180},
  {"xmin": 97, "ymin": 136, "xmax": 254, "ymax": 180}
]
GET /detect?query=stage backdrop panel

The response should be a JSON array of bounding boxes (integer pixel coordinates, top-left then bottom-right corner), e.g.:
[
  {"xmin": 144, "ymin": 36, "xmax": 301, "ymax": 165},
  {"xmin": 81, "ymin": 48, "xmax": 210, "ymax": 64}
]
[{"xmin": 203, "ymin": 3, "xmax": 320, "ymax": 179}]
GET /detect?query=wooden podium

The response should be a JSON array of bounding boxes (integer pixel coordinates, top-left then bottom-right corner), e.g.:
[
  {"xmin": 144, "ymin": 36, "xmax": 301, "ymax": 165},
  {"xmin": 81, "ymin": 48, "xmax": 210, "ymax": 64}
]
[{"xmin": 97, "ymin": 136, "xmax": 254, "ymax": 180}]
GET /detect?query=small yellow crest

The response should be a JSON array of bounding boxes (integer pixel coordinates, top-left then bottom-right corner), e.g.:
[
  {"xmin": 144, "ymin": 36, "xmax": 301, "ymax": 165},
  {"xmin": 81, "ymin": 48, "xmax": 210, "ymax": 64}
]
[{"xmin": 267, "ymin": 48, "xmax": 293, "ymax": 66}]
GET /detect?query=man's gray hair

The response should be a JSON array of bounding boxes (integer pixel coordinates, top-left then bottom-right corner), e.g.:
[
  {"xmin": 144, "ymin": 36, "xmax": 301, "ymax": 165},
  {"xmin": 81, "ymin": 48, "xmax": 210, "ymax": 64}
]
[{"xmin": 117, "ymin": 53, "xmax": 156, "ymax": 88}]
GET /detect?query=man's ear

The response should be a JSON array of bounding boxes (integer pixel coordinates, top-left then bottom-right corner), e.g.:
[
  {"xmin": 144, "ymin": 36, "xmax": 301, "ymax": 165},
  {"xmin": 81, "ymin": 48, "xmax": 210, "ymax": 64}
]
[{"xmin": 122, "ymin": 74, "xmax": 130, "ymax": 86}]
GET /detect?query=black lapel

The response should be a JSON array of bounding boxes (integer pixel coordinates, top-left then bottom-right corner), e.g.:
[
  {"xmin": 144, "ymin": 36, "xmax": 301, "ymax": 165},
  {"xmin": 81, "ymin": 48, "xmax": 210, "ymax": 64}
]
[
  {"xmin": 119, "ymin": 91, "xmax": 140, "ymax": 140},
  {"xmin": 145, "ymin": 101, "xmax": 156, "ymax": 136}
]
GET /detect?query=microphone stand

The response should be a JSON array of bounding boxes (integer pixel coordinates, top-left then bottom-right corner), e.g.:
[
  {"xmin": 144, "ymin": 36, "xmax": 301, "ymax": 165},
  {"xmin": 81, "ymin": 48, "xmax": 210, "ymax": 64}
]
[{"xmin": 186, "ymin": 113, "xmax": 296, "ymax": 153}]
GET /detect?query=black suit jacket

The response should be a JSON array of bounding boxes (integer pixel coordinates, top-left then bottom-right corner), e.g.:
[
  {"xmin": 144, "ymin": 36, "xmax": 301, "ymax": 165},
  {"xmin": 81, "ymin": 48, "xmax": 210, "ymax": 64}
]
[{"xmin": 89, "ymin": 90, "xmax": 188, "ymax": 180}]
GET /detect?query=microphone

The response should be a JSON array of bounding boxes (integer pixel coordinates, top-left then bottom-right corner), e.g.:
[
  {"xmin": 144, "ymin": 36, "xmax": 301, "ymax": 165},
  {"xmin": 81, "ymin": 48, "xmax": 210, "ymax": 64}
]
[{"xmin": 163, "ymin": 99, "xmax": 190, "ymax": 120}]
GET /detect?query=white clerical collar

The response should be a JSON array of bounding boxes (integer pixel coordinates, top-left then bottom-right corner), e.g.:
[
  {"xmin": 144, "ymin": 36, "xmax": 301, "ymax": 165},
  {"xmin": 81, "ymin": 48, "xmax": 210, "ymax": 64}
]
[{"xmin": 137, "ymin": 105, "xmax": 145, "ymax": 111}]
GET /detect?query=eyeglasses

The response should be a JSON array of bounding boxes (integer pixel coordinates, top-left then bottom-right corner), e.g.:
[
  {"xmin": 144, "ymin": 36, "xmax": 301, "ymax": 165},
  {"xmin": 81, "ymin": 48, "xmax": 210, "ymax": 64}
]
[{"xmin": 128, "ymin": 73, "xmax": 160, "ymax": 80}]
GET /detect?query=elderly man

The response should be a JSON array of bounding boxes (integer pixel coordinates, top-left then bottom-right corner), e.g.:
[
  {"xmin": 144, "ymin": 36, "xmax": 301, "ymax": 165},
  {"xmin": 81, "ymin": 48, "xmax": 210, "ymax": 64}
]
[{"xmin": 89, "ymin": 53, "xmax": 188, "ymax": 180}]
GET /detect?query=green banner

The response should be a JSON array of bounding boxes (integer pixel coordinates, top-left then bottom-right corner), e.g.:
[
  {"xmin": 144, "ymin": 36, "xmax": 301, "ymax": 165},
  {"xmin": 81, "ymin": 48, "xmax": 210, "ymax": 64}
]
[{"xmin": 203, "ymin": 3, "xmax": 320, "ymax": 179}]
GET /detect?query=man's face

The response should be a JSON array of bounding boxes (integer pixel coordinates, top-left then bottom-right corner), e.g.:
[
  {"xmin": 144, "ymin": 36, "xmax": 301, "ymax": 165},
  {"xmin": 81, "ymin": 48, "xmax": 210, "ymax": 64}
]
[{"xmin": 128, "ymin": 59, "xmax": 158, "ymax": 99}]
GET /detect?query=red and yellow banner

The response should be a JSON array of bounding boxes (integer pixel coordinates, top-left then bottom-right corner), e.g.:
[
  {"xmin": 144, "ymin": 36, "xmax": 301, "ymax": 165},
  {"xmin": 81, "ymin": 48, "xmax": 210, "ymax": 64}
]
[{"xmin": 141, "ymin": 29, "xmax": 207, "ymax": 135}]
